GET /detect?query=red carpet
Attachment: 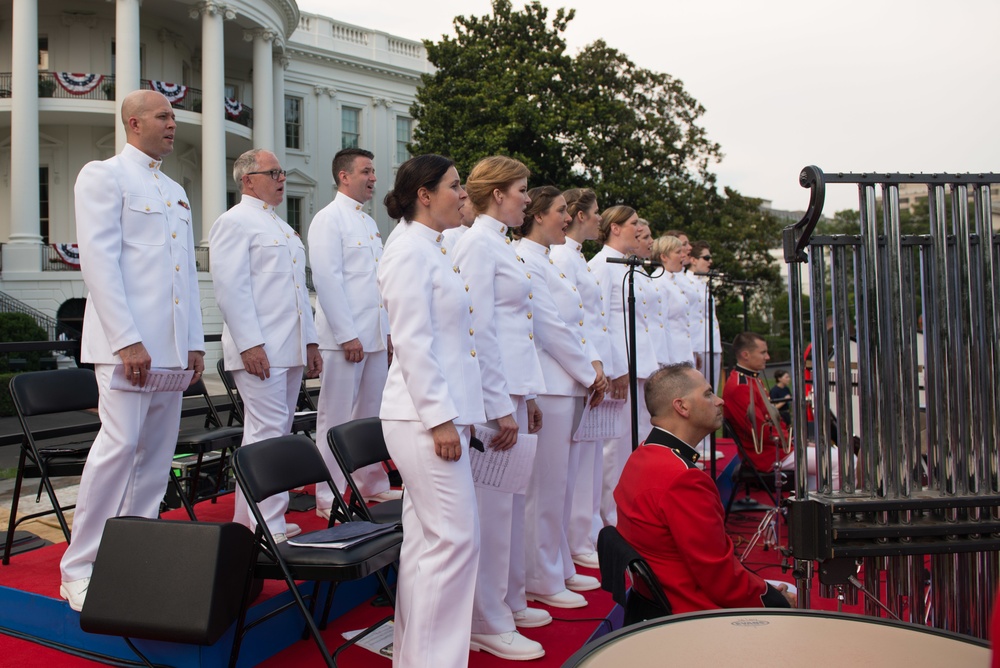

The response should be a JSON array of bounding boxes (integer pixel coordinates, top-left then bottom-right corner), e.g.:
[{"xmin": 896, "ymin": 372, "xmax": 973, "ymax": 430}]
[{"xmin": 0, "ymin": 446, "xmax": 875, "ymax": 667}]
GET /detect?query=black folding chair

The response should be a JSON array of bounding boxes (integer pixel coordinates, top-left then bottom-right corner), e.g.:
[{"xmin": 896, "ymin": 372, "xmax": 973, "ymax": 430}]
[
  {"xmin": 230, "ymin": 434, "xmax": 401, "ymax": 668},
  {"xmin": 5, "ymin": 368, "xmax": 100, "ymax": 564},
  {"xmin": 326, "ymin": 418, "xmax": 402, "ymax": 525},
  {"xmin": 168, "ymin": 378, "xmax": 245, "ymax": 519},
  {"xmin": 722, "ymin": 418, "xmax": 788, "ymax": 517},
  {"xmin": 216, "ymin": 359, "xmax": 317, "ymax": 435},
  {"xmin": 597, "ymin": 525, "xmax": 672, "ymax": 626}
]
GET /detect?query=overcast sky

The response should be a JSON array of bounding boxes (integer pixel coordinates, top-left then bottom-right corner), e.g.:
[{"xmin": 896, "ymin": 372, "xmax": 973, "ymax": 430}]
[{"xmin": 296, "ymin": 0, "xmax": 999, "ymax": 214}]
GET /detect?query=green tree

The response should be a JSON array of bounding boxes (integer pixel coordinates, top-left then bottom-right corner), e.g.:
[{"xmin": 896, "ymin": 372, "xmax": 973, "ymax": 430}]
[
  {"xmin": 411, "ymin": 1, "xmax": 785, "ymax": 344},
  {"xmin": 411, "ymin": 0, "xmax": 575, "ymax": 184}
]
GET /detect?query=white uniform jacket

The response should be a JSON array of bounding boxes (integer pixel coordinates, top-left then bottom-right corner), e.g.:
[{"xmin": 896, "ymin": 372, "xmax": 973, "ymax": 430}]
[
  {"xmin": 378, "ymin": 221, "xmax": 486, "ymax": 429},
  {"xmin": 551, "ymin": 240, "xmax": 614, "ymax": 377},
  {"xmin": 307, "ymin": 192, "xmax": 389, "ymax": 352},
  {"xmin": 638, "ymin": 270, "xmax": 670, "ymax": 371},
  {"xmin": 588, "ymin": 246, "xmax": 631, "ymax": 380},
  {"xmin": 209, "ymin": 195, "xmax": 318, "ymax": 369},
  {"xmin": 453, "ymin": 216, "xmax": 545, "ymax": 416},
  {"xmin": 514, "ymin": 238, "xmax": 598, "ymax": 397},
  {"xmin": 660, "ymin": 271, "xmax": 695, "ymax": 364},
  {"xmin": 76, "ymin": 143, "xmax": 204, "ymax": 366},
  {"xmin": 675, "ymin": 270, "xmax": 703, "ymax": 353}
]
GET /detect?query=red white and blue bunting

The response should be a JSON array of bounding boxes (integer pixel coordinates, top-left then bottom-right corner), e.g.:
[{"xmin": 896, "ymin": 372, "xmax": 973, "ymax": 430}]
[
  {"xmin": 224, "ymin": 97, "xmax": 243, "ymax": 118},
  {"xmin": 150, "ymin": 80, "xmax": 187, "ymax": 104},
  {"xmin": 54, "ymin": 73, "xmax": 103, "ymax": 95},
  {"xmin": 52, "ymin": 243, "xmax": 81, "ymax": 268}
]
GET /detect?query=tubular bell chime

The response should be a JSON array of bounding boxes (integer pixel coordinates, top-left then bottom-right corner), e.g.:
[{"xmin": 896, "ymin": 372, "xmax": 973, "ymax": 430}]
[{"xmin": 784, "ymin": 166, "xmax": 1000, "ymax": 639}]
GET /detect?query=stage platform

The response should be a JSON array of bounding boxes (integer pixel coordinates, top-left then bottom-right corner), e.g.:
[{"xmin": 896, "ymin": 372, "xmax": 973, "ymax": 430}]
[{"xmin": 0, "ymin": 487, "xmax": 617, "ymax": 667}]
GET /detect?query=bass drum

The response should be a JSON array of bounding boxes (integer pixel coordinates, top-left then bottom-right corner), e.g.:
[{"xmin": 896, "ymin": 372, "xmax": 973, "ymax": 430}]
[{"xmin": 564, "ymin": 608, "xmax": 989, "ymax": 668}]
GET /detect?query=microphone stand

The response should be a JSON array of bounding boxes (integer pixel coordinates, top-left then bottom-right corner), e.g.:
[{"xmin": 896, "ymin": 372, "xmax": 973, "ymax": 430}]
[
  {"xmin": 608, "ymin": 256, "xmax": 658, "ymax": 452},
  {"xmin": 696, "ymin": 272, "xmax": 759, "ymax": 478}
]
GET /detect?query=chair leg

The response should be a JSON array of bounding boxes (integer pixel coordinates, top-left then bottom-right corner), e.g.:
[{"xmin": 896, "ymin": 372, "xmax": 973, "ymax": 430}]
[
  {"xmin": 37, "ymin": 463, "xmax": 73, "ymax": 543},
  {"xmin": 2, "ymin": 451, "xmax": 28, "ymax": 565},
  {"xmin": 168, "ymin": 469, "xmax": 198, "ymax": 521},
  {"xmin": 228, "ymin": 556, "xmax": 262, "ymax": 668}
]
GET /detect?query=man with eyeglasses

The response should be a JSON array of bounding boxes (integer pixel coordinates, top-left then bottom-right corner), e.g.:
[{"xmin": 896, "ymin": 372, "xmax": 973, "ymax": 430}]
[
  {"xmin": 209, "ymin": 148, "xmax": 322, "ymax": 542},
  {"xmin": 307, "ymin": 148, "xmax": 399, "ymax": 519},
  {"xmin": 60, "ymin": 90, "xmax": 206, "ymax": 612}
]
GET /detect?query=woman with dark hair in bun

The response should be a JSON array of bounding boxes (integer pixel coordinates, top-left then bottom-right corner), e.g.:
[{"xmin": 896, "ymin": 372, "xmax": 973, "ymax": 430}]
[
  {"xmin": 377, "ymin": 154, "xmax": 485, "ymax": 668},
  {"xmin": 514, "ymin": 186, "xmax": 607, "ymax": 611},
  {"xmin": 551, "ymin": 188, "xmax": 614, "ymax": 570}
]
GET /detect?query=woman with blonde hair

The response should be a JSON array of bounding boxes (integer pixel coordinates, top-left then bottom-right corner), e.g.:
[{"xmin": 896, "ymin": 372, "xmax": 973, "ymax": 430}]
[
  {"xmin": 652, "ymin": 234, "xmax": 695, "ymax": 365},
  {"xmin": 588, "ymin": 204, "xmax": 648, "ymax": 526},
  {"xmin": 453, "ymin": 155, "xmax": 546, "ymax": 660},
  {"xmin": 514, "ymin": 186, "xmax": 607, "ymax": 611}
]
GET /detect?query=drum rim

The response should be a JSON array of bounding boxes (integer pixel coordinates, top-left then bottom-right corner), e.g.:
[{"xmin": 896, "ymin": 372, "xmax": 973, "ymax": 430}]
[{"xmin": 562, "ymin": 607, "xmax": 990, "ymax": 668}]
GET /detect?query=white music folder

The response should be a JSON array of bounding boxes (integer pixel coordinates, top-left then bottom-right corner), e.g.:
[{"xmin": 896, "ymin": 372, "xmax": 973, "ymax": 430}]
[
  {"xmin": 468, "ymin": 424, "xmax": 537, "ymax": 495},
  {"xmin": 110, "ymin": 366, "xmax": 194, "ymax": 393}
]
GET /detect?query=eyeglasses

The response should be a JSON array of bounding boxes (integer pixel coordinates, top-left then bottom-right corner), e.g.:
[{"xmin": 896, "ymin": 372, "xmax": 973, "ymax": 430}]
[
  {"xmin": 246, "ymin": 169, "xmax": 286, "ymax": 180},
  {"xmin": 700, "ymin": 255, "xmax": 712, "ymax": 260}
]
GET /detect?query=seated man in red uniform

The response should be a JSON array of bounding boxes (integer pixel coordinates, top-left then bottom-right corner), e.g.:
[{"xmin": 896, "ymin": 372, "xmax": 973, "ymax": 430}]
[
  {"xmin": 723, "ymin": 331, "xmax": 841, "ymax": 490},
  {"xmin": 614, "ymin": 362, "xmax": 795, "ymax": 613}
]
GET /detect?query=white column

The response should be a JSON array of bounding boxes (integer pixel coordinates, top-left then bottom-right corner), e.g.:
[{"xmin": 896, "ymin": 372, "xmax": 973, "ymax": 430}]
[
  {"xmin": 272, "ymin": 54, "xmax": 287, "ymax": 220},
  {"xmin": 192, "ymin": 1, "xmax": 233, "ymax": 243},
  {"xmin": 247, "ymin": 29, "xmax": 275, "ymax": 152},
  {"xmin": 272, "ymin": 54, "xmax": 286, "ymax": 165},
  {"xmin": 6, "ymin": 0, "xmax": 42, "ymax": 272},
  {"xmin": 114, "ymin": 0, "xmax": 142, "ymax": 152}
]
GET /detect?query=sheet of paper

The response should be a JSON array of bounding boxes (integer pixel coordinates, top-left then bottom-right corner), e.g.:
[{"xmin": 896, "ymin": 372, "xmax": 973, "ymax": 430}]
[
  {"xmin": 469, "ymin": 425, "xmax": 537, "ymax": 495},
  {"xmin": 572, "ymin": 397, "xmax": 626, "ymax": 442},
  {"xmin": 342, "ymin": 619, "xmax": 393, "ymax": 659},
  {"xmin": 109, "ymin": 366, "xmax": 194, "ymax": 393}
]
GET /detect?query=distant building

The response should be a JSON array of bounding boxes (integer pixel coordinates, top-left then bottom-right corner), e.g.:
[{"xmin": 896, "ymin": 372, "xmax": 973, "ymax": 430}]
[{"xmin": 0, "ymin": 0, "xmax": 429, "ymax": 367}]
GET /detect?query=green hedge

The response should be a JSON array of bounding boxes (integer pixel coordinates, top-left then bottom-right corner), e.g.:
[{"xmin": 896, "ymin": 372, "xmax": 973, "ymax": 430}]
[{"xmin": 0, "ymin": 372, "xmax": 16, "ymax": 417}]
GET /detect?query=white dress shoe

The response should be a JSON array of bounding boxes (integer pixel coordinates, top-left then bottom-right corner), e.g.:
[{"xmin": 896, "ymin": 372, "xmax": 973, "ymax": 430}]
[
  {"xmin": 285, "ymin": 523, "xmax": 302, "ymax": 538},
  {"xmin": 572, "ymin": 552, "xmax": 600, "ymax": 570},
  {"xmin": 363, "ymin": 489, "xmax": 403, "ymax": 503},
  {"xmin": 60, "ymin": 577, "xmax": 90, "ymax": 612},
  {"xmin": 513, "ymin": 606, "xmax": 553, "ymax": 627},
  {"xmin": 316, "ymin": 506, "xmax": 332, "ymax": 520},
  {"xmin": 526, "ymin": 589, "xmax": 587, "ymax": 609},
  {"xmin": 470, "ymin": 631, "xmax": 545, "ymax": 660},
  {"xmin": 565, "ymin": 573, "xmax": 600, "ymax": 592}
]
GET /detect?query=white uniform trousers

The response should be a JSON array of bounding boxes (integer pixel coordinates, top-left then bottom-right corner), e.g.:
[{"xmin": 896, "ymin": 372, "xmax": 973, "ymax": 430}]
[
  {"xmin": 314, "ymin": 349, "xmax": 389, "ymax": 510},
  {"xmin": 60, "ymin": 363, "xmax": 183, "ymax": 582},
  {"xmin": 525, "ymin": 395, "xmax": 582, "ymax": 595},
  {"xmin": 472, "ymin": 396, "xmax": 529, "ymax": 634},
  {"xmin": 568, "ymin": 437, "xmax": 603, "ymax": 557},
  {"xmin": 780, "ymin": 446, "xmax": 843, "ymax": 491},
  {"xmin": 384, "ymin": 420, "xmax": 479, "ymax": 668},
  {"xmin": 600, "ymin": 379, "xmax": 650, "ymax": 527},
  {"xmin": 231, "ymin": 367, "xmax": 301, "ymax": 533}
]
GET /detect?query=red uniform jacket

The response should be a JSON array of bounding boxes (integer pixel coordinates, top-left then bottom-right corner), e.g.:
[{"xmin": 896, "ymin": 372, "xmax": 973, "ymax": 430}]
[
  {"xmin": 723, "ymin": 365, "xmax": 792, "ymax": 472},
  {"xmin": 614, "ymin": 427, "xmax": 784, "ymax": 613}
]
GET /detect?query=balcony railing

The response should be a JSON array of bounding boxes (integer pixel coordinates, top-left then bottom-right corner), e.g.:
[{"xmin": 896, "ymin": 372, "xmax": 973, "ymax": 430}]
[
  {"xmin": 2, "ymin": 73, "xmax": 253, "ymax": 129},
  {"xmin": 42, "ymin": 244, "xmax": 212, "ymax": 273}
]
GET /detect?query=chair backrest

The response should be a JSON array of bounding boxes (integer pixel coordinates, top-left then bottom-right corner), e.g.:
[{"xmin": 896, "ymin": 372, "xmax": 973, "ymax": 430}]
[
  {"xmin": 215, "ymin": 359, "xmax": 244, "ymax": 423},
  {"xmin": 233, "ymin": 433, "xmax": 331, "ymax": 503},
  {"xmin": 598, "ymin": 525, "xmax": 672, "ymax": 615},
  {"xmin": 10, "ymin": 368, "xmax": 99, "ymax": 417},
  {"xmin": 183, "ymin": 377, "xmax": 227, "ymax": 428},
  {"xmin": 327, "ymin": 417, "xmax": 390, "ymax": 474},
  {"xmin": 723, "ymin": 418, "xmax": 756, "ymax": 466}
]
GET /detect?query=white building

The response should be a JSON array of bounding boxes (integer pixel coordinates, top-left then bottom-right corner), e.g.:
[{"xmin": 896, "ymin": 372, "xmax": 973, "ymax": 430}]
[{"xmin": 0, "ymin": 0, "xmax": 429, "ymax": 363}]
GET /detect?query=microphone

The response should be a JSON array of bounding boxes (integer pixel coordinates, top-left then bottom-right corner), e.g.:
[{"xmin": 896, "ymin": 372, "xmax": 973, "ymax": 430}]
[{"xmin": 606, "ymin": 255, "xmax": 662, "ymax": 270}]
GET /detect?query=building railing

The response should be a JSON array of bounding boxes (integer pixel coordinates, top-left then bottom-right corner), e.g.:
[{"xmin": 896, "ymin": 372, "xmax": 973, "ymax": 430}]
[
  {"xmin": 0, "ymin": 290, "xmax": 80, "ymax": 341},
  {"xmin": 4, "ymin": 73, "xmax": 253, "ymax": 129},
  {"xmin": 42, "ymin": 244, "xmax": 81, "ymax": 272}
]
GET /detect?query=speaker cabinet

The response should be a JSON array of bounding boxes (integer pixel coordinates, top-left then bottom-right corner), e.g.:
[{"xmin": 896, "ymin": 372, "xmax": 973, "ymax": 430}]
[{"xmin": 80, "ymin": 516, "xmax": 256, "ymax": 645}]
